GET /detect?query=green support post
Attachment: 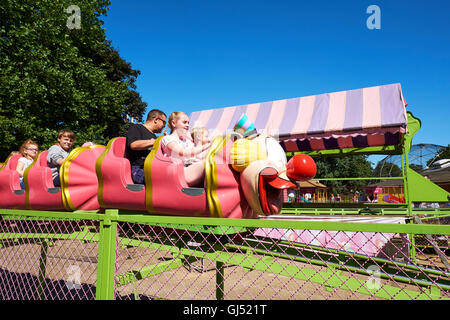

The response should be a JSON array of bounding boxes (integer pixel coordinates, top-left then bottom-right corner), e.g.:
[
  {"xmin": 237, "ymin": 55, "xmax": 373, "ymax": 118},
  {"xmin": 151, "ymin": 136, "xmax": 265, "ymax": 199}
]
[
  {"xmin": 403, "ymin": 113, "xmax": 422, "ymax": 262},
  {"xmin": 403, "ymin": 150, "xmax": 417, "ymax": 262},
  {"xmin": 96, "ymin": 209, "xmax": 119, "ymax": 300},
  {"xmin": 403, "ymin": 149, "xmax": 413, "ymax": 214},
  {"xmin": 399, "ymin": 151, "xmax": 414, "ymax": 261}
]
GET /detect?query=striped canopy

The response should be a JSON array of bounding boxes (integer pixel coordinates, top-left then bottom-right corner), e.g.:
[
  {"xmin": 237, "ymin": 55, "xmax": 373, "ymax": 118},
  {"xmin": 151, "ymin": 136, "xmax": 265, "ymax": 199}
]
[{"xmin": 189, "ymin": 83, "xmax": 408, "ymax": 152}]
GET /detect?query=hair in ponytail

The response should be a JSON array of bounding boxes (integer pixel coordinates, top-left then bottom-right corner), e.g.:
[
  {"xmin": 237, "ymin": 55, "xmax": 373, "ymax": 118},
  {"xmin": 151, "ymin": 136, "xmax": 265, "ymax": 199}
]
[{"xmin": 163, "ymin": 111, "xmax": 188, "ymax": 136}]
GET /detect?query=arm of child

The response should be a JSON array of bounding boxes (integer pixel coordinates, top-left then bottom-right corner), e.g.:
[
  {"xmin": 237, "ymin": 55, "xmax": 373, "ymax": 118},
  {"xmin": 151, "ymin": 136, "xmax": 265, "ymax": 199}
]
[
  {"xmin": 196, "ymin": 149, "xmax": 209, "ymax": 160},
  {"xmin": 16, "ymin": 160, "xmax": 25, "ymax": 177},
  {"xmin": 165, "ymin": 140, "xmax": 210, "ymax": 159},
  {"xmin": 47, "ymin": 146, "xmax": 67, "ymax": 166}
]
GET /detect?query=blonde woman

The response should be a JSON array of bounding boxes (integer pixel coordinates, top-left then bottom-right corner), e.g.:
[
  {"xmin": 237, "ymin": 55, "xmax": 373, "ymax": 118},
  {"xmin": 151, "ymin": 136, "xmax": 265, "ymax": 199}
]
[
  {"xmin": 16, "ymin": 139, "xmax": 39, "ymax": 189},
  {"xmin": 161, "ymin": 112, "xmax": 211, "ymax": 186}
]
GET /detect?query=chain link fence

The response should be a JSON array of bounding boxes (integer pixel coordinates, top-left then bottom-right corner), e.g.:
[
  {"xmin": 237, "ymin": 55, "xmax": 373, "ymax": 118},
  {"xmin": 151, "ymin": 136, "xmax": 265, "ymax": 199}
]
[
  {"xmin": 1, "ymin": 209, "xmax": 449, "ymax": 300},
  {"xmin": 0, "ymin": 212, "xmax": 100, "ymax": 300},
  {"xmin": 114, "ymin": 218, "xmax": 449, "ymax": 300}
]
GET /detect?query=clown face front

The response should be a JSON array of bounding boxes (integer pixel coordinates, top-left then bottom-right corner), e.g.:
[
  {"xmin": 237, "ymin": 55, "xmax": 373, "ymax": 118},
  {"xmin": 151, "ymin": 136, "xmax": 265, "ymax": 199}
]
[{"xmin": 230, "ymin": 135, "xmax": 317, "ymax": 216}]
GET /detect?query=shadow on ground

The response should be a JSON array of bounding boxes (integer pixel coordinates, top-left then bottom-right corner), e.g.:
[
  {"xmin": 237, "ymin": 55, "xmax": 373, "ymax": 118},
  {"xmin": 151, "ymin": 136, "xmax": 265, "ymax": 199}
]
[{"xmin": 0, "ymin": 268, "xmax": 153, "ymax": 300}]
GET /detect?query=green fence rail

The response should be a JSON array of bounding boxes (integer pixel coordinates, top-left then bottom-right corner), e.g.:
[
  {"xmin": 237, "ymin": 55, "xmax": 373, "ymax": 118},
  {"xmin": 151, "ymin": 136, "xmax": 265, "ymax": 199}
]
[{"xmin": 1, "ymin": 208, "xmax": 449, "ymax": 300}]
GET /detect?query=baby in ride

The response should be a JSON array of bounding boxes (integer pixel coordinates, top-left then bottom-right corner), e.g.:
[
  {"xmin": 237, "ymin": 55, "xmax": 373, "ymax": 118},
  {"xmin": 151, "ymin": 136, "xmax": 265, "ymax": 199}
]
[{"xmin": 190, "ymin": 127, "xmax": 211, "ymax": 161}]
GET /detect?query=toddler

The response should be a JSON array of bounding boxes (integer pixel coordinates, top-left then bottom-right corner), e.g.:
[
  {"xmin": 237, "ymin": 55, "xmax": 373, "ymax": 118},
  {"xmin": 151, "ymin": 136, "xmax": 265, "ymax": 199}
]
[{"xmin": 190, "ymin": 127, "xmax": 210, "ymax": 160}]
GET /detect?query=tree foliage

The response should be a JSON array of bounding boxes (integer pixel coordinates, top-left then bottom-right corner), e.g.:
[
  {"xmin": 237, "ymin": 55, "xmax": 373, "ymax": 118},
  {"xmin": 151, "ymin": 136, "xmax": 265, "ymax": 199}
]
[
  {"xmin": 313, "ymin": 155, "xmax": 374, "ymax": 194},
  {"xmin": 0, "ymin": 0, "xmax": 146, "ymax": 160}
]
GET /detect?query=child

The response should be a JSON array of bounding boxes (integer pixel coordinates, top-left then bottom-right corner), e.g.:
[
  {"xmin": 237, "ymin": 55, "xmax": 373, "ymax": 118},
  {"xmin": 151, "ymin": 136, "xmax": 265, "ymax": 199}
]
[
  {"xmin": 16, "ymin": 139, "xmax": 39, "ymax": 189},
  {"xmin": 161, "ymin": 112, "xmax": 210, "ymax": 186},
  {"xmin": 190, "ymin": 127, "xmax": 210, "ymax": 146},
  {"xmin": 47, "ymin": 129, "xmax": 75, "ymax": 187},
  {"xmin": 190, "ymin": 127, "xmax": 210, "ymax": 160}
]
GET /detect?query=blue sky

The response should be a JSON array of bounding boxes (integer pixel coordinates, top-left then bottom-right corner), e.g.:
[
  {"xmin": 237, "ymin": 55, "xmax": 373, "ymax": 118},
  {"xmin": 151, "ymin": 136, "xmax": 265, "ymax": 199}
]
[{"xmin": 102, "ymin": 0, "xmax": 450, "ymax": 159}]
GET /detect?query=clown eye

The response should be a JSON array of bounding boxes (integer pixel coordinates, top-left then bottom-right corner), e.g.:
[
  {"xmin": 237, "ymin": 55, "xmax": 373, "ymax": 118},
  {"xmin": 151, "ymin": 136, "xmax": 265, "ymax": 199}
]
[{"xmin": 265, "ymin": 137, "xmax": 287, "ymax": 170}]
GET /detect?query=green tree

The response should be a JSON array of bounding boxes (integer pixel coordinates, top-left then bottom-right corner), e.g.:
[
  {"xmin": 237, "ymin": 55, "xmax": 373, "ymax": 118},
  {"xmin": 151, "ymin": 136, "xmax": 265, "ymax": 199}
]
[
  {"xmin": 313, "ymin": 154, "xmax": 373, "ymax": 195},
  {"xmin": 0, "ymin": 0, "xmax": 146, "ymax": 160}
]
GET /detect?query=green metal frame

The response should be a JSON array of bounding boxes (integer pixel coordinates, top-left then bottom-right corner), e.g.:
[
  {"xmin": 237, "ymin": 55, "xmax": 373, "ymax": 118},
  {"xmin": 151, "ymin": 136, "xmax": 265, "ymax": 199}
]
[
  {"xmin": 1, "ymin": 208, "xmax": 449, "ymax": 300},
  {"xmin": 284, "ymin": 112, "xmax": 450, "ymax": 213},
  {"xmin": 283, "ymin": 112, "xmax": 450, "ymax": 261},
  {"xmin": 96, "ymin": 209, "xmax": 118, "ymax": 300}
]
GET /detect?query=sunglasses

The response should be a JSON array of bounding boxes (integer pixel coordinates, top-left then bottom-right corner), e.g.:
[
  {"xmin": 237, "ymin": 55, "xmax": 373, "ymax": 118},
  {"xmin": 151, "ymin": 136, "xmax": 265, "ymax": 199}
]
[
  {"xmin": 26, "ymin": 147, "xmax": 39, "ymax": 152},
  {"xmin": 156, "ymin": 118, "xmax": 167, "ymax": 126}
]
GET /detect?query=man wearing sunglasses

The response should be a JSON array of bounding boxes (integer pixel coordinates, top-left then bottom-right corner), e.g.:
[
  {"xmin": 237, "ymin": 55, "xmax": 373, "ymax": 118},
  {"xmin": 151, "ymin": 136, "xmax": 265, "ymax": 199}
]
[{"xmin": 125, "ymin": 109, "xmax": 167, "ymax": 184}]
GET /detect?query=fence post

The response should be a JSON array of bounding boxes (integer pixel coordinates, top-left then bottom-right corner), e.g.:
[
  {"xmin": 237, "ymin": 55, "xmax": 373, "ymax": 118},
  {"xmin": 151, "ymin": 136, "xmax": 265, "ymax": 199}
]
[
  {"xmin": 216, "ymin": 261, "xmax": 224, "ymax": 300},
  {"xmin": 96, "ymin": 209, "xmax": 118, "ymax": 300},
  {"xmin": 37, "ymin": 240, "xmax": 49, "ymax": 300}
]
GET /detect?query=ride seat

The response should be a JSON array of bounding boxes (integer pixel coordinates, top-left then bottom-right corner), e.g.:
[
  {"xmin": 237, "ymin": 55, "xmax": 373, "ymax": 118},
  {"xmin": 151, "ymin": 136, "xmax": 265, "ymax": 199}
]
[
  {"xmin": 96, "ymin": 137, "xmax": 146, "ymax": 211},
  {"xmin": 26, "ymin": 150, "xmax": 64, "ymax": 210},
  {"xmin": 61, "ymin": 145, "xmax": 105, "ymax": 211},
  {"xmin": 148, "ymin": 137, "xmax": 208, "ymax": 216},
  {"xmin": 0, "ymin": 154, "xmax": 26, "ymax": 209}
]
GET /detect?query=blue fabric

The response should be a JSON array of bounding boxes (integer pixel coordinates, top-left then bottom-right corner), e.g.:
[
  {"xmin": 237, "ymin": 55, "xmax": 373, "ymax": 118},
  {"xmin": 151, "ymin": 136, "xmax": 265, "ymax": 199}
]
[
  {"xmin": 131, "ymin": 166, "xmax": 145, "ymax": 184},
  {"xmin": 53, "ymin": 175, "xmax": 61, "ymax": 187}
]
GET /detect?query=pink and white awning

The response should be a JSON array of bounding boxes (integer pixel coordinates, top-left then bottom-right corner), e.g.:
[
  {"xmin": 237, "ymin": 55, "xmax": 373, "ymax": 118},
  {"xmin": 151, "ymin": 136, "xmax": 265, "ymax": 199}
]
[{"xmin": 189, "ymin": 83, "xmax": 408, "ymax": 152}]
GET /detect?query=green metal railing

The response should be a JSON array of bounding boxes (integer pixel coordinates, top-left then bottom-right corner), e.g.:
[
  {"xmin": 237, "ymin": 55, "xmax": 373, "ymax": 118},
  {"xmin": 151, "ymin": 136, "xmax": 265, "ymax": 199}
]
[{"xmin": 1, "ymin": 208, "xmax": 449, "ymax": 300}]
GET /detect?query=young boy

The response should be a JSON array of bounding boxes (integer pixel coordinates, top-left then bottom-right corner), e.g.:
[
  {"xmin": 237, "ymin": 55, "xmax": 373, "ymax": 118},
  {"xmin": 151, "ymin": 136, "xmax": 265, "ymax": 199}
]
[{"xmin": 47, "ymin": 129, "xmax": 75, "ymax": 187}]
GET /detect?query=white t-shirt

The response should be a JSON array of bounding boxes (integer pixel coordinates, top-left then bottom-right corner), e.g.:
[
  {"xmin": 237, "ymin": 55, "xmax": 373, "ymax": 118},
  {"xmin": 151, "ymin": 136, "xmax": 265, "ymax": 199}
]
[
  {"xmin": 18, "ymin": 157, "xmax": 33, "ymax": 181},
  {"xmin": 161, "ymin": 135, "xmax": 199, "ymax": 166}
]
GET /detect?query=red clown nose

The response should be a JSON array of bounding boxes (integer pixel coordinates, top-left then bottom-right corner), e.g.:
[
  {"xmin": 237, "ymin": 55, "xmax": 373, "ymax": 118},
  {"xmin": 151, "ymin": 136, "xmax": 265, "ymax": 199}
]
[{"xmin": 286, "ymin": 154, "xmax": 317, "ymax": 181}]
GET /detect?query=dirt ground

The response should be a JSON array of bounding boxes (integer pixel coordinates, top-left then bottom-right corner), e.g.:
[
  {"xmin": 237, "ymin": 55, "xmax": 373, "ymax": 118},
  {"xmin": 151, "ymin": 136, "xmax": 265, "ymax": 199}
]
[{"xmin": 0, "ymin": 237, "xmax": 431, "ymax": 300}]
